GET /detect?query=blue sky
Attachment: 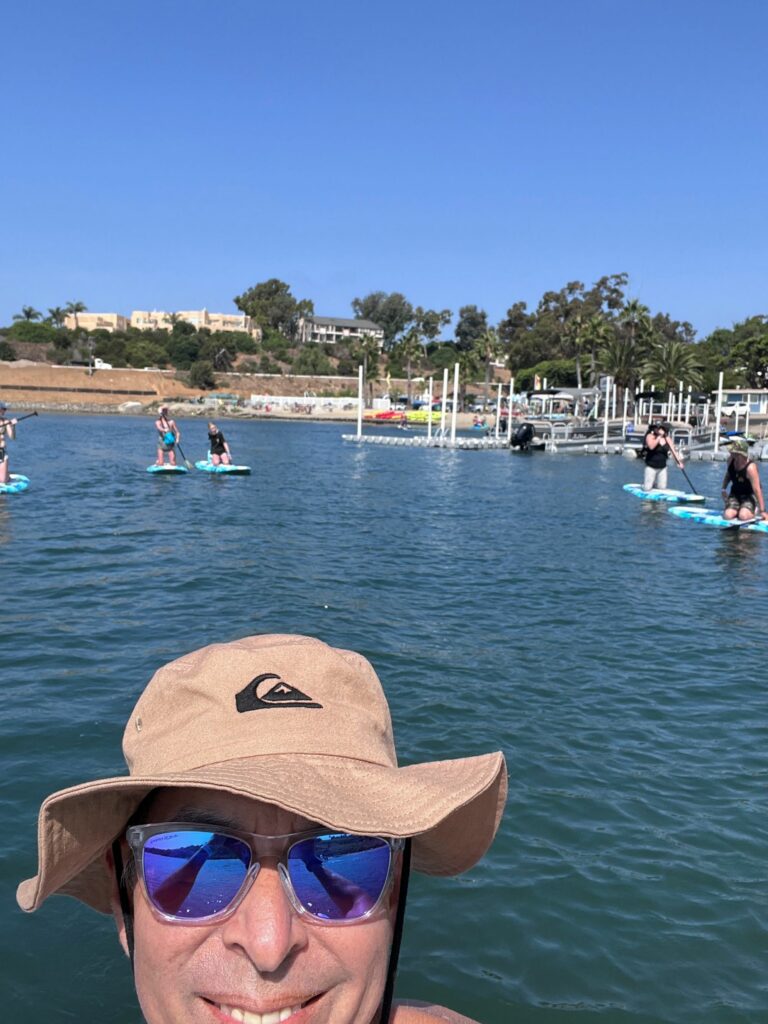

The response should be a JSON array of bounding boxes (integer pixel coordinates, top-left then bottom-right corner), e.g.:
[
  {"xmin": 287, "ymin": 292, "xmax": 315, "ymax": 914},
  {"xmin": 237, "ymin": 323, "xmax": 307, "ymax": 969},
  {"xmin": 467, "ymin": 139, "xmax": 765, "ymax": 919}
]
[{"xmin": 2, "ymin": 0, "xmax": 766, "ymax": 338}]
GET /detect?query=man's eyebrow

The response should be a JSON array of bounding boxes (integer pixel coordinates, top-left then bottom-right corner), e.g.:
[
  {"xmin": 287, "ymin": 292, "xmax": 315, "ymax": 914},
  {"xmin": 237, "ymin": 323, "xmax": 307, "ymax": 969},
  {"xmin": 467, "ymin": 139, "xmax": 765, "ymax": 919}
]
[{"xmin": 167, "ymin": 807, "xmax": 242, "ymax": 830}]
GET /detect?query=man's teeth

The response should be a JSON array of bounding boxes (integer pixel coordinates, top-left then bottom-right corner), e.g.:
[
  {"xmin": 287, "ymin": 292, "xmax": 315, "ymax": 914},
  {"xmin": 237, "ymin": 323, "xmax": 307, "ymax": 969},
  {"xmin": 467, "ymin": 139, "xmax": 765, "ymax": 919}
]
[{"xmin": 219, "ymin": 1003, "xmax": 303, "ymax": 1024}]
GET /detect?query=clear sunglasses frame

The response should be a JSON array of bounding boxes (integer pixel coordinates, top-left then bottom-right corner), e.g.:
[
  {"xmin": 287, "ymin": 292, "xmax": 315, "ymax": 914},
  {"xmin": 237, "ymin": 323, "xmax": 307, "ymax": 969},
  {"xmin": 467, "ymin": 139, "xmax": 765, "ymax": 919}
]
[{"xmin": 126, "ymin": 821, "xmax": 404, "ymax": 927}]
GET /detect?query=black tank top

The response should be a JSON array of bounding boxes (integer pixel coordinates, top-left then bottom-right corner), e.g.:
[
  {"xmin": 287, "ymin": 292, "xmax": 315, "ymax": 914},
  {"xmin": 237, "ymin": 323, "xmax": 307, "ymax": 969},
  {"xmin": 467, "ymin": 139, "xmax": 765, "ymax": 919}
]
[
  {"xmin": 644, "ymin": 433, "xmax": 670, "ymax": 468},
  {"xmin": 727, "ymin": 460, "xmax": 754, "ymax": 499}
]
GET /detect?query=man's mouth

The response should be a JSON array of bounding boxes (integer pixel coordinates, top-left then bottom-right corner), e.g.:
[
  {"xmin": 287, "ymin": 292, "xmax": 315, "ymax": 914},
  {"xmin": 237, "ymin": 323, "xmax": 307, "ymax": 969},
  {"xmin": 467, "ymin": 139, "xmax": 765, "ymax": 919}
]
[{"xmin": 208, "ymin": 997, "xmax": 312, "ymax": 1024}]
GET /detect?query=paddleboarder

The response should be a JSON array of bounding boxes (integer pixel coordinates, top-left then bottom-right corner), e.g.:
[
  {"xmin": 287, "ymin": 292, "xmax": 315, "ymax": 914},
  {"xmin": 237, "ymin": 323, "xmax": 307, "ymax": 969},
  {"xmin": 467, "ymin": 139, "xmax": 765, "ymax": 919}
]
[
  {"xmin": 642, "ymin": 421, "xmax": 684, "ymax": 491},
  {"xmin": 155, "ymin": 406, "xmax": 180, "ymax": 467},
  {"xmin": 721, "ymin": 438, "xmax": 766, "ymax": 521},
  {"xmin": 0, "ymin": 400, "xmax": 18, "ymax": 486},
  {"xmin": 207, "ymin": 421, "xmax": 232, "ymax": 466}
]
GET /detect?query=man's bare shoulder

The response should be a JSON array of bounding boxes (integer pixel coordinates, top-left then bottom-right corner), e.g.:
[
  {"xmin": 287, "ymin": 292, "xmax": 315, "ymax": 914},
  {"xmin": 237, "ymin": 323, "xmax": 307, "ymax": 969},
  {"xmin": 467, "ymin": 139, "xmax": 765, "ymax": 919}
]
[{"xmin": 393, "ymin": 1000, "xmax": 481, "ymax": 1024}]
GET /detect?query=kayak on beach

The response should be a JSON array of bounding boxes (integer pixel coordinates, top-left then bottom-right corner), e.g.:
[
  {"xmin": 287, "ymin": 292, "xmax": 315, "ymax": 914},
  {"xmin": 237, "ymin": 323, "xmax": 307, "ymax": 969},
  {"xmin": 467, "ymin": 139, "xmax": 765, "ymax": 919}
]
[
  {"xmin": 195, "ymin": 460, "xmax": 251, "ymax": 475},
  {"xmin": 146, "ymin": 464, "xmax": 188, "ymax": 474},
  {"xmin": 623, "ymin": 483, "xmax": 705, "ymax": 504},
  {"xmin": 668, "ymin": 506, "xmax": 768, "ymax": 532},
  {"xmin": 0, "ymin": 474, "xmax": 30, "ymax": 494}
]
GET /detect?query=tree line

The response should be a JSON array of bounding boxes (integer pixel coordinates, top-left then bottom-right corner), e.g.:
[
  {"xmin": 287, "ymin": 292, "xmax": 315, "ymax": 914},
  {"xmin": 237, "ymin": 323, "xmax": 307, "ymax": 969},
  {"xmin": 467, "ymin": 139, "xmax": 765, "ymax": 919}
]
[{"xmin": 2, "ymin": 276, "xmax": 767, "ymax": 397}]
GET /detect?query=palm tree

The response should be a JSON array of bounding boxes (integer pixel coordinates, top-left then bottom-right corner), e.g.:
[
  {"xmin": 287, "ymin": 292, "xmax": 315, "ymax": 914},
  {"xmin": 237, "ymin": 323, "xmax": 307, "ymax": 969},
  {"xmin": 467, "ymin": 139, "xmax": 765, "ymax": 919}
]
[
  {"xmin": 580, "ymin": 315, "xmax": 613, "ymax": 384},
  {"xmin": 471, "ymin": 327, "xmax": 502, "ymax": 408},
  {"xmin": 13, "ymin": 306, "xmax": 42, "ymax": 321},
  {"xmin": 642, "ymin": 339, "xmax": 702, "ymax": 393},
  {"xmin": 397, "ymin": 328, "xmax": 424, "ymax": 405},
  {"xmin": 596, "ymin": 336, "xmax": 642, "ymax": 391},
  {"xmin": 65, "ymin": 300, "xmax": 88, "ymax": 330},
  {"xmin": 47, "ymin": 306, "xmax": 67, "ymax": 328},
  {"xmin": 165, "ymin": 312, "xmax": 183, "ymax": 331},
  {"xmin": 618, "ymin": 299, "xmax": 652, "ymax": 351}
]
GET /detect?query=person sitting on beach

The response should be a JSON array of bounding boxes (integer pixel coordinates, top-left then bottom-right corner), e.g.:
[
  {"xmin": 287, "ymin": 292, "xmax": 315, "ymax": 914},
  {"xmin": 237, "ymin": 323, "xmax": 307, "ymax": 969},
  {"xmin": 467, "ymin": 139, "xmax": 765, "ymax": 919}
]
[
  {"xmin": 18, "ymin": 634, "xmax": 507, "ymax": 1024},
  {"xmin": 721, "ymin": 438, "xmax": 766, "ymax": 521},
  {"xmin": 207, "ymin": 421, "xmax": 232, "ymax": 466},
  {"xmin": 642, "ymin": 421, "xmax": 683, "ymax": 491},
  {"xmin": 0, "ymin": 400, "xmax": 18, "ymax": 486},
  {"xmin": 155, "ymin": 406, "xmax": 180, "ymax": 466}
]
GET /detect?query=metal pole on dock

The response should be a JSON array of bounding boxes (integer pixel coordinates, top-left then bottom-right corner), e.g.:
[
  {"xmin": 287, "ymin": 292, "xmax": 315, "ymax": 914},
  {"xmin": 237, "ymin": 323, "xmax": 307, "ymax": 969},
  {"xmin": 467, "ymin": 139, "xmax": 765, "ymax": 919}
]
[
  {"xmin": 357, "ymin": 365, "xmax": 363, "ymax": 439},
  {"xmin": 638, "ymin": 378, "xmax": 645, "ymax": 422},
  {"xmin": 495, "ymin": 382, "xmax": 502, "ymax": 439},
  {"xmin": 440, "ymin": 368, "xmax": 448, "ymax": 435},
  {"xmin": 507, "ymin": 378, "xmax": 514, "ymax": 442},
  {"xmin": 622, "ymin": 386, "xmax": 629, "ymax": 435},
  {"xmin": 602, "ymin": 377, "xmax": 611, "ymax": 448},
  {"xmin": 678, "ymin": 380, "xmax": 684, "ymax": 422},
  {"xmin": 450, "ymin": 362, "xmax": 459, "ymax": 444},
  {"xmin": 612, "ymin": 382, "xmax": 617, "ymax": 420},
  {"xmin": 714, "ymin": 372, "xmax": 724, "ymax": 453},
  {"xmin": 745, "ymin": 401, "xmax": 751, "ymax": 437},
  {"xmin": 685, "ymin": 386, "xmax": 692, "ymax": 425},
  {"xmin": 427, "ymin": 377, "xmax": 434, "ymax": 442}
]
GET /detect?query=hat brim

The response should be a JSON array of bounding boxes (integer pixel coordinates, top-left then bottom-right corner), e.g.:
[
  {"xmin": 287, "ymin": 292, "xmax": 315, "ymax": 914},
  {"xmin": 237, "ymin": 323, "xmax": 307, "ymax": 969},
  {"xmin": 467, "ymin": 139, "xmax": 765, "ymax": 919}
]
[{"xmin": 17, "ymin": 751, "xmax": 507, "ymax": 915}]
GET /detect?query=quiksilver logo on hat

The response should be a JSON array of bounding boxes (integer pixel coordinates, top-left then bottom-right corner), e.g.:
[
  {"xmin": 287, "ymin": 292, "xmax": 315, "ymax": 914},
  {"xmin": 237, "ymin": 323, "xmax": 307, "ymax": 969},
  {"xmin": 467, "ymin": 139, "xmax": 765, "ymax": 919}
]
[{"xmin": 236, "ymin": 673, "xmax": 323, "ymax": 712}]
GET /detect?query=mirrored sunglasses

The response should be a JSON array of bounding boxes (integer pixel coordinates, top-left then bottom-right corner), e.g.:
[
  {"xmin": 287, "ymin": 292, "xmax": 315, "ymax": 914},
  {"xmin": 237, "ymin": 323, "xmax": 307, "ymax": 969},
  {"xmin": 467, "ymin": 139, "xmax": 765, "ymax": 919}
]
[{"xmin": 126, "ymin": 823, "xmax": 402, "ymax": 925}]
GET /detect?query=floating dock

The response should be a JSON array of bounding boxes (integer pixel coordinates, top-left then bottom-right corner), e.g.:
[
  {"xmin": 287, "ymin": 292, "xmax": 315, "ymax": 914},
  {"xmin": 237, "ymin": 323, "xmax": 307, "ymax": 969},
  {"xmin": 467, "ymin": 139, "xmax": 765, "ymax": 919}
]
[{"xmin": 341, "ymin": 433, "xmax": 510, "ymax": 450}]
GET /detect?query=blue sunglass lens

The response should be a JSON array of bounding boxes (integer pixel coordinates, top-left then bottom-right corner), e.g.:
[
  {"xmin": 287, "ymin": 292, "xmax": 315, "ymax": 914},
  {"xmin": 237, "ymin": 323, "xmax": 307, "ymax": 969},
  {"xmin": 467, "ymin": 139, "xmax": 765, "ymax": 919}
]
[
  {"xmin": 288, "ymin": 834, "xmax": 392, "ymax": 921},
  {"xmin": 143, "ymin": 831, "xmax": 250, "ymax": 919}
]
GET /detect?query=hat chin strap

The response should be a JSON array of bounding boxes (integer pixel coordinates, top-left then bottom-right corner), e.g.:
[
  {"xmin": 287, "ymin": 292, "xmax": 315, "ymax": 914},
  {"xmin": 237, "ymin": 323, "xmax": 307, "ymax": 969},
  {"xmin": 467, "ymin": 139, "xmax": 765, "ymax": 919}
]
[
  {"xmin": 378, "ymin": 838, "xmax": 412, "ymax": 1023},
  {"xmin": 111, "ymin": 836, "xmax": 413, "ymax": 1019}
]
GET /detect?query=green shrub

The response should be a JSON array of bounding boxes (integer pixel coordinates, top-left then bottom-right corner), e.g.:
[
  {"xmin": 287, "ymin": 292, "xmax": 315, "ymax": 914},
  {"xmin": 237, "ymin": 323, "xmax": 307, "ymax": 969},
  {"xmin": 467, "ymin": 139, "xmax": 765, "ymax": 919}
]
[
  {"xmin": 292, "ymin": 346, "xmax": 333, "ymax": 375},
  {"xmin": 0, "ymin": 340, "xmax": 16, "ymax": 360},
  {"xmin": 188, "ymin": 360, "xmax": 217, "ymax": 389},
  {"xmin": 258, "ymin": 355, "xmax": 282, "ymax": 374},
  {"xmin": 125, "ymin": 339, "xmax": 170, "ymax": 368},
  {"xmin": 7, "ymin": 320, "xmax": 57, "ymax": 344}
]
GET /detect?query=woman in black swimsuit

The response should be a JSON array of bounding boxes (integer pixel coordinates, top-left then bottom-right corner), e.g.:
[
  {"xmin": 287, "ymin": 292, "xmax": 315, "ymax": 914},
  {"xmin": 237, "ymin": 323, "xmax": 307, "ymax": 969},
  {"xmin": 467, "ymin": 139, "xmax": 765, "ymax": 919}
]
[
  {"xmin": 207, "ymin": 422, "xmax": 232, "ymax": 466},
  {"xmin": 721, "ymin": 437, "xmax": 766, "ymax": 521}
]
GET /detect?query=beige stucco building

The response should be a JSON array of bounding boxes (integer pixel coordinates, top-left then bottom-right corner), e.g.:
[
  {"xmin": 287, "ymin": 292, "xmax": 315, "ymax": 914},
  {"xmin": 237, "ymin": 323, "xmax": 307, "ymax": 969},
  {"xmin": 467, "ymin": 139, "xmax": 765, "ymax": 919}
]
[
  {"xmin": 63, "ymin": 312, "xmax": 129, "ymax": 332},
  {"xmin": 297, "ymin": 315, "xmax": 384, "ymax": 348},
  {"xmin": 130, "ymin": 309, "xmax": 260, "ymax": 338}
]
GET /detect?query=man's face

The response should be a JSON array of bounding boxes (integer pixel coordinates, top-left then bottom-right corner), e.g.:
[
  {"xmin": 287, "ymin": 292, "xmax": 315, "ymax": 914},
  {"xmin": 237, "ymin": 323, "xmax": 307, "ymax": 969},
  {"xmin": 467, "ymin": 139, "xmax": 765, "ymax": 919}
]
[{"xmin": 117, "ymin": 788, "xmax": 397, "ymax": 1024}]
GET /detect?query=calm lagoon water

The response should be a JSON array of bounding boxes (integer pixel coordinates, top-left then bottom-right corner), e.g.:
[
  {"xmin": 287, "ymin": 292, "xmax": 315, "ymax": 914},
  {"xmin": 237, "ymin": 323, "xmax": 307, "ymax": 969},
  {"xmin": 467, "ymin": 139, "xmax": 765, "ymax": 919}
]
[{"xmin": 2, "ymin": 414, "xmax": 768, "ymax": 1024}]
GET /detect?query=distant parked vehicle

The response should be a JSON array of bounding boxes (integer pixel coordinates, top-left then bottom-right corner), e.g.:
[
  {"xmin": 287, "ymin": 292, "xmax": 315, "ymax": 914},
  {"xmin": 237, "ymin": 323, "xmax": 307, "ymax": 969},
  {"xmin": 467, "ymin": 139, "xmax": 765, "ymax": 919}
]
[{"xmin": 722, "ymin": 402, "xmax": 750, "ymax": 416}]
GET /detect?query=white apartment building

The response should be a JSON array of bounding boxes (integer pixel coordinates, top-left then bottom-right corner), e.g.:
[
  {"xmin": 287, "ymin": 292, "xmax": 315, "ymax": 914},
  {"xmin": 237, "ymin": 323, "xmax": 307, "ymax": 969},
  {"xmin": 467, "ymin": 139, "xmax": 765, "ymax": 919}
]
[{"xmin": 298, "ymin": 315, "xmax": 384, "ymax": 348}]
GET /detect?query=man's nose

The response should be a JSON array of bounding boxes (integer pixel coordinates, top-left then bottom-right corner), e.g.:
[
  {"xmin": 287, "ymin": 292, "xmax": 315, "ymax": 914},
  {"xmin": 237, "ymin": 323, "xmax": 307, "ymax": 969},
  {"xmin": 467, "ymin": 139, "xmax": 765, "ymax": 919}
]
[{"xmin": 218, "ymin": 862, "xmax": 308, "ymax": 973}]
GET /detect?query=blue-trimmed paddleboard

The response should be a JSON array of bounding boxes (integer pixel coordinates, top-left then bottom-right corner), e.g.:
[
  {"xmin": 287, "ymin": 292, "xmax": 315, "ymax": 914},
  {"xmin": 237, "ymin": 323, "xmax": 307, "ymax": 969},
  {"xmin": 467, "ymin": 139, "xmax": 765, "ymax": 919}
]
[
  {"xmin": 195, "ymin": 460, "xmax": 251, "ymax": 475},
  {"xmin": 0, "ymin": 473, "xmax": 30, "ymax": 494},
  {"xmin": 623, "ymin": 483, "xmax": 705, "ymax": 504},
  {"xmin": 146, "ymin": 464, "xmax": 188, "ymax": 474},
  {"xmin": 669, "ymin": 506, "xmax": 768, "ymax": 532}
]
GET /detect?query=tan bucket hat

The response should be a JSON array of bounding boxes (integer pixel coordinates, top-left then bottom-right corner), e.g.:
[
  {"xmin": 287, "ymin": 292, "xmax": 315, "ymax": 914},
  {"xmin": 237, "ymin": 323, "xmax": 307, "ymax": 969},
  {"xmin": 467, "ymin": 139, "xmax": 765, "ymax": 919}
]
[{"xmin": 18, "ymin": 634, "xmax": 507, "ymax": 916}]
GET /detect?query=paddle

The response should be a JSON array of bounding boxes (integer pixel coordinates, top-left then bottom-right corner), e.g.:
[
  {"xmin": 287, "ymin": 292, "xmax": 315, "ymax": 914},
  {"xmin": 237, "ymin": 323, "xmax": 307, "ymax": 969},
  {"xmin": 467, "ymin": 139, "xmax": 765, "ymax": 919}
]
[
  {"xmin": 175, "ymin": 440, "xmax": 193, "ymax": 471},
  {"xmin": 0, "ymin": 411, "xmax": 39, "ymax": 427},
  {"xmin": 674, "ymin": 458, "xmax": 699, "ymax": 496}
]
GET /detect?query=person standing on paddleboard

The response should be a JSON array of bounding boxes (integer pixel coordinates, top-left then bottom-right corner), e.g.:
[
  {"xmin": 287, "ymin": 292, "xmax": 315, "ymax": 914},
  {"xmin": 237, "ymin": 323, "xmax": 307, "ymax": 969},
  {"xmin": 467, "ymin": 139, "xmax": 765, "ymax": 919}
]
[
  {"xmin": 721, "ymin": 437, "xmax": 766, "ymax": 521},
  {"xmin": 642, "ymin": 421, "xmax": 684, "ymax": 491},
  {"xmin": 155, "ymin": 406, "xmax": 180, "ymax": 467},
  {"xmin": 207, "ymin": 421, "xmax": 232, "ymax": 466},
  {"xmin": 0, "ymin": 400, "xmax": 18, "ymax": 486}
]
